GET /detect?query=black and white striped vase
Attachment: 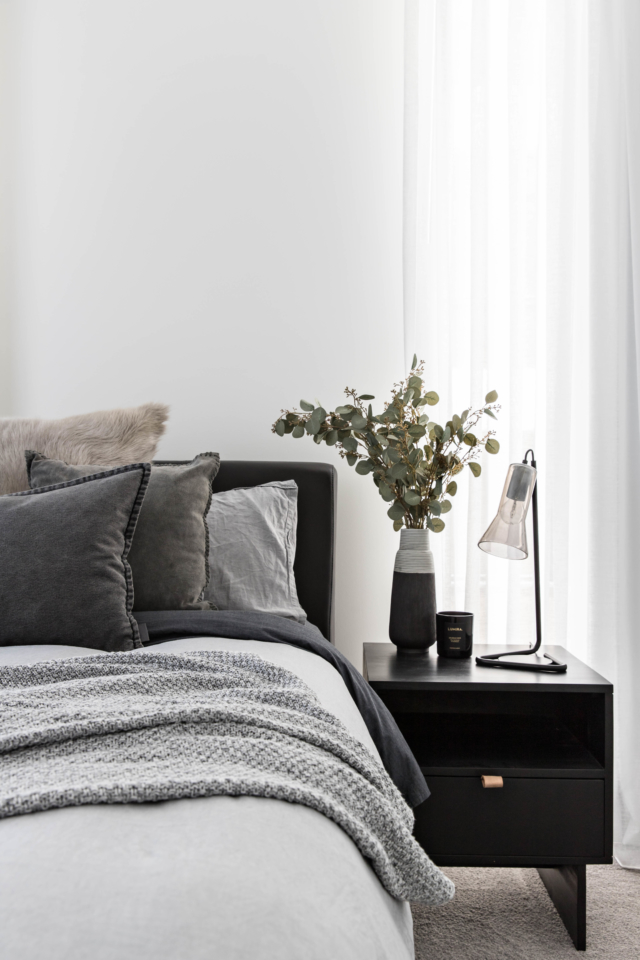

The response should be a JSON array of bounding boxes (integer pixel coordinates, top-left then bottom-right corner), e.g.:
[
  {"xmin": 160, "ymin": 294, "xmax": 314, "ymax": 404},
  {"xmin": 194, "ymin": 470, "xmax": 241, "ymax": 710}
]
[{"xmin": 388, "ymin": 529, "xmax": 437, "ymax": 655}]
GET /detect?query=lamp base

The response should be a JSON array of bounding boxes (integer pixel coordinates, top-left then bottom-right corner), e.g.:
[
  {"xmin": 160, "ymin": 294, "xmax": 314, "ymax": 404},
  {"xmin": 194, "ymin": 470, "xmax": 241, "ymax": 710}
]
[{"xmin": 475, "ymin": 649, "xmax": 567, "ymax": 673}]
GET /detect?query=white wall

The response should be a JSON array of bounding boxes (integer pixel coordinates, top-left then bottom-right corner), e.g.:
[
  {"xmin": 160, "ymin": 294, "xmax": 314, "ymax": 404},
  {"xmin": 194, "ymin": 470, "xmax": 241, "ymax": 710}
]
[{"xmin": 3, "ymin": 0, "xmax": 405, "ymax": 667}]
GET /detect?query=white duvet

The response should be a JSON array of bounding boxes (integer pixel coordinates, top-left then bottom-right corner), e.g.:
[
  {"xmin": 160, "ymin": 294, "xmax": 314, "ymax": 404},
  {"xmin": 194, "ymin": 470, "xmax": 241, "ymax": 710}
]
[{"xmin": 0, "ymin": 638, "xmax": 414, "ymax": 960}]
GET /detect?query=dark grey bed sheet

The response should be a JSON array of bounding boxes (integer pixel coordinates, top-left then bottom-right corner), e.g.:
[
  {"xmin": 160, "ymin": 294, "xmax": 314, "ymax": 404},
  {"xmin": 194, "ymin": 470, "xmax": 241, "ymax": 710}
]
[{"xmin": 136, "ymin": 610, "xmax": 429, "ymax": 808}]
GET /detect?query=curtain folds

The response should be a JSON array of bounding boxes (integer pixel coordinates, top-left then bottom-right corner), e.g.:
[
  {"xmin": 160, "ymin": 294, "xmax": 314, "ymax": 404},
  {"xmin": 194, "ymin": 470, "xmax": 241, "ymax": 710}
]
[{"xmin": 404, "ymin": 0, "xmax": 639, "ymax": 867}]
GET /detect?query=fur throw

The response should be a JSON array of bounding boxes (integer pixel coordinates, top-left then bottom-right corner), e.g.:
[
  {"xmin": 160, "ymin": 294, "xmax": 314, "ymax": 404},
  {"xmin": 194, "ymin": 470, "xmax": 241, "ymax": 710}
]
[{"xmin": 0, "ymin": 402, "xmax": 169, "ymax": 495}]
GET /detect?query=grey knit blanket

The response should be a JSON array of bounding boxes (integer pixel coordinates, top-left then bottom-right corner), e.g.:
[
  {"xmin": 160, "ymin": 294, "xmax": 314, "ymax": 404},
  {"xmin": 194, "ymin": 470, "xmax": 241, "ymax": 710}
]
[{"xmin": 0, "ymin": 651, "xmax": 454, "ymax": 905}]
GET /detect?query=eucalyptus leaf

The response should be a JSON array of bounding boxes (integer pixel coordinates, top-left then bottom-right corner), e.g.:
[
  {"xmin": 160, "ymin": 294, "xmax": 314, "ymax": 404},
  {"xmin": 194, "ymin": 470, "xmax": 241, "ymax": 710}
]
[
  {"xmin": 452, "ymin": 462, "xmax": 464, "ymax": 475},
  {"xmin": 393, "ymin": 519, "xmax": 404, "ymax": 532},
  {"xmin": 355, "ymin": 460, "xmax": 373, "ymax": 475},
  {"xmin": 351, "ymin": 413, "xmax": 368, "ymax": 431},
  {"xmin": 408, "ymin": 424, "xmax": 426, "ymax": 439},
  {"xmin": 425, "ymin": 391, "xmax": 439, "ymax": 406},
  {"xmin": 429, "ymin": 501, "xmax": 442, "ymax": 516},
  {"xmin": 461, "ymin": 408, "xmax": 470, "ymax": 421},
  {"xmin": 411, "ymin": 353, "xmax": 418, "ymax": 370},
  {"xmin": 440, "ymin": 499, "xmax": 452, "ymax": 514},
  {"xmin": 346, "ymin": 454, "xmax": 358, "ymax": 466},
  {"xmin": 359, "ymin": 394, "xmax": 375, "ymax": 400},
  {"xmin": 485, "ymin": 438, "xmax": 500, "ymax": 455},
  {"xmin": 485, "ymin": 390, "xmax": 499, "ymax": 403},
  {"xmin": 446, "ymin": 481, "xmax": 458, "ymax": 496},
  {"xmin": 325, "ymin": 429, "xmax": 338, "ymax": 446},
  {"xmin": 463, "ymin": 433, "xmax": 477, "ymax": 446},
  {"xmin": 275, "ymin": 419, "xmax": 285, "ymax": 437},
  {"xmin": 300, "ymin": 400, "xmax": 314, "ymax": 412},
  {"xmin": 451, "ymin": 414, "xmax": 462, "ymax": 431},
  {"xmin": 342, "ymin": 436, "xmax": 358, "ymax": 452},
  {"xmin": 484, "ymin": 408, "xmax": 497, "ymax": 420},
  {"xmin": 469, "ymin": 462, "xmax": 482, "ymax": 477},
  {"xmin": 286, "ymin": 413, "xmax": 298, "ymax": 422},
  {"xmin": 292, "ymin": 425, "xmax": 305, "ymax": 439},
  {"xmin": 386, "ymin": 446, "xmax": 401, "ymax": 463},
  {"xmin": 379, "ymin": 483, "xmax": 396, "ymax": 502},
  {"xmin": 429, "ymin": 517, "xmax": 445, "ymax": 533},
  {"xmin": 403, "ymin": 388, "xmax": 415, "ymax": 403},
  {"xmin": 335, "ymin": 405, "xmax": 354, "ymax": 416},
  {"xmin": 306, "ymin": 407, "xmax": 326, "ymax": 435},
  {"xmin": 283, "ymin": 421, "xmax": 294, "ymax": 434},
  {"xmin": 389, "ymin": 462, "xmax": 409, "ymax": 481},
  {"xmin": 387, "ymin": 502, "xmax": 406, "ymax": 521},
  {"xmin": 442, "ymin": 426, "xmax": 451, "ymax": 443},
  {"xmin": 404, "ymin": 489, "xmax": 422, "ymax": 505}
]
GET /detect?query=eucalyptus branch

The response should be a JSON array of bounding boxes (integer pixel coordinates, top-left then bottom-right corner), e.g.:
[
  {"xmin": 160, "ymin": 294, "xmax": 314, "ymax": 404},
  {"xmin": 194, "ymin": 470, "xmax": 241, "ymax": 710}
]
[{"xmin": 271, "ymin": 358, "xmax": 501, "ymax": 532}]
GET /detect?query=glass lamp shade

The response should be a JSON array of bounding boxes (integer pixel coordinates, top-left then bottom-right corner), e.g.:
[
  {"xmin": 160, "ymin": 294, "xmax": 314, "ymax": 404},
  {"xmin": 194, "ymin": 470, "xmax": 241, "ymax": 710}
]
[{"xmin": 477, "ymin": 462, "xmax": 537, "ymax": 560}]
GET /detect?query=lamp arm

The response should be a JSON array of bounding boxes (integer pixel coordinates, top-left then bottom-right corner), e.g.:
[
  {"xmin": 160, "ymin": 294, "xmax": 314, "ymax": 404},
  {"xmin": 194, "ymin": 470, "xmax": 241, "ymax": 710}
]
[{"xmin": 524, "ymin": 450, "xmax": 542, "ymax": 654}]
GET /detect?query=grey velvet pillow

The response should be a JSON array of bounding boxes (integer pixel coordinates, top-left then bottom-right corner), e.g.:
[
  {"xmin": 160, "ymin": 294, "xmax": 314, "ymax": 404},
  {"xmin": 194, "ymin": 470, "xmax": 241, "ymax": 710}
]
[
  {"xmin": 0, "ymin": 464, "xmax": 150, "ymax": 650},
  {"xmin": 26, "ymin": 452, "xmax": 220, "ymax": 611},
  {"xmin": 204, "ymin": 481, "xmax": 307, "ymax": 623}
]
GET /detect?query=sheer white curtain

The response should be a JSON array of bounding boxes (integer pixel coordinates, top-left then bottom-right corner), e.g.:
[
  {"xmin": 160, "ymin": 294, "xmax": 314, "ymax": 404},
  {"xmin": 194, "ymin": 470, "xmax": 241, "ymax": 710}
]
[{"xmin": 404, "ymin": 0, "xmax": 639, "ymax": 867}]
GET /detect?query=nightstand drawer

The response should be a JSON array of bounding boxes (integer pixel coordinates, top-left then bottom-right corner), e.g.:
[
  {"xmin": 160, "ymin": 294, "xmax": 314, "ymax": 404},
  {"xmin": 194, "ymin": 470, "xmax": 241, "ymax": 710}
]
[{"xmin": 415, "ymin": 776, "xmax": 604, "ymax": 859}]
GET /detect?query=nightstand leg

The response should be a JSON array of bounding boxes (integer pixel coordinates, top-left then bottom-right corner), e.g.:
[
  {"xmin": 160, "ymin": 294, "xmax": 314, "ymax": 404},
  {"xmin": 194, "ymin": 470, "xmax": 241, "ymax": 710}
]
[{"xmin": 537, "ymin": 865, "xmax": 586, "ymax": 950}]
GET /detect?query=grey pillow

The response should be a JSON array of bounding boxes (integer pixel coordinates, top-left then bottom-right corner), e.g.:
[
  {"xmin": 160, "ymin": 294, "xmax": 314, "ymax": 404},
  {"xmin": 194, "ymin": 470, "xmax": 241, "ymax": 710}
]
[
  {"xmin": 0, "ymin": 464, "xmax": 150, "ymax": 651},
  {"xmin": 204, "ymin": 481, "xmax": 307, "ymax": 623},
  {"xmin": 0, "ymin": 402, "xmax": 168, "ymax": 494},
  {"xmin": 26, "ymin": 452, "xmax": 220, "ymax": 611}
]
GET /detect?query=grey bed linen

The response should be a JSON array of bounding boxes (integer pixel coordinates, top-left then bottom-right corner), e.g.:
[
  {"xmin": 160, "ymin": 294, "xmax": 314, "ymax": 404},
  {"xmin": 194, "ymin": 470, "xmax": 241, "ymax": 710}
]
[
  {"xmin": 204, "ymin": 481, "xmax": 307, "ymax": 622},
  {"xmin": 136, "ymin": 610, "xmax": 430, "ymax": 808},
  {"xmin": 0, "ymin": 639, "xmax": 417, "ymax": 960}
]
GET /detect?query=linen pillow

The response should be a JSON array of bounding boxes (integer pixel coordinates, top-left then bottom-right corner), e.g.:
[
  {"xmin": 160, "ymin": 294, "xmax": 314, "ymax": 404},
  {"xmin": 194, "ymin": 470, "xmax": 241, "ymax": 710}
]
[
  {"xmin": 0, "ymin": 402, "xmax": 168, "ymax": 495},
  {"xmin": 0, "ymin": 464, "xmax": 150, "ymax": 650},
  {"xmin": 27, "ymin": 452, "xmax": 220, "ymax": 611},
  {"xmin": 203, "ymin": 480, "xmax": 307, "ymax": 622}
]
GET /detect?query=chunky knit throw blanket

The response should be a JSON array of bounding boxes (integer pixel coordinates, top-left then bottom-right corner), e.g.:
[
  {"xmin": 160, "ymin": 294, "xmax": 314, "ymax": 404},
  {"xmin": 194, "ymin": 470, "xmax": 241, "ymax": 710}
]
[{"xmin": 0, "ymin": 651, "xmax": 454, "ymax": 905}]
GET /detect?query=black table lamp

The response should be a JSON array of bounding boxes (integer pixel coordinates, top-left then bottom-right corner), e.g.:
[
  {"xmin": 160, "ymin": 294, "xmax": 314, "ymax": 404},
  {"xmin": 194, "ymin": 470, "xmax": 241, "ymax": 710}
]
[{"xmin": 476, "ymin": 449, "xmax": 566, "ymax": 673}]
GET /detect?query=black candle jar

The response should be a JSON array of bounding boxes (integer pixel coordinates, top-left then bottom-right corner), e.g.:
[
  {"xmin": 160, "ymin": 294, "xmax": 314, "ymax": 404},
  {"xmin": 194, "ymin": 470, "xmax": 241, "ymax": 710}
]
[{"xmin": 436, "ymin": 611, "xmax": 473, "ymax": 659}]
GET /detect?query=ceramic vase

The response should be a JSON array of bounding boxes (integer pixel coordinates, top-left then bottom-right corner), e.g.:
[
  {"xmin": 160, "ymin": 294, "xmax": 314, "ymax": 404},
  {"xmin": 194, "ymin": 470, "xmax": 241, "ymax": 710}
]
[{"xmin": 388, "ymin": 528, "xmax": 437, "ymax": 655}]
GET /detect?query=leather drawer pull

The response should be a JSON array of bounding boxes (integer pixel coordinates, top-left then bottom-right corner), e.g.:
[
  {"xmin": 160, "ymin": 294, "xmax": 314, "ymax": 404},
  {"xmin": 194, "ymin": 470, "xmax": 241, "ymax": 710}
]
[{"xmin": 481, "ymin": 775, "xmax": 504, "ymax": 788}]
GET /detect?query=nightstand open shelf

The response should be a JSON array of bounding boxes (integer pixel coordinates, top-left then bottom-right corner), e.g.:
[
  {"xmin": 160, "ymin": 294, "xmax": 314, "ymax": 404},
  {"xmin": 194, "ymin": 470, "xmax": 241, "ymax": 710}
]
[
  {"xmin": 363, "ymin": 642, "xmax": 614, "ymax": 951},
  {"xmin": 396, "ymin": 712, "xmax": 604, "ymax": 777}
]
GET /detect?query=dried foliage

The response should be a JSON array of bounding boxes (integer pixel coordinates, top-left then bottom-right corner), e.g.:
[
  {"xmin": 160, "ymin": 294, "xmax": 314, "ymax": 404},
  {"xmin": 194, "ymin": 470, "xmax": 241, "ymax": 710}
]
[{"xmin": 272, "ymin": 357, "xmax": 500, "ymax": 532}]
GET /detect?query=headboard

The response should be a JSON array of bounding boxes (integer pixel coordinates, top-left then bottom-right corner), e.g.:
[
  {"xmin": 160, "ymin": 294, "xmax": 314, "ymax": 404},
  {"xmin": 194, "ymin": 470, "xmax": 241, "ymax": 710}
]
[{"xmin": 211, "ymin": 461, "xmax": 337, "ymax": 643}]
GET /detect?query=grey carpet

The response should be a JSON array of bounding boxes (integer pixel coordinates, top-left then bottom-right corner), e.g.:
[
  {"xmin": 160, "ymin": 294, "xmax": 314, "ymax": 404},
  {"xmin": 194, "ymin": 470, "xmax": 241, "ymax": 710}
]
[{"xmin": 412, "ymin": 864, "xmax": 640, "ymax": 958}]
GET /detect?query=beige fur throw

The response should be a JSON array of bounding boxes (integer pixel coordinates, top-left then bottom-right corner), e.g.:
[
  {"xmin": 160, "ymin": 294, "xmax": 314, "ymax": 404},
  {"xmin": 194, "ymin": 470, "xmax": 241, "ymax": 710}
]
[{"xmin": 0, "ymin": 403, "xmax": 169, "ymax": 495}]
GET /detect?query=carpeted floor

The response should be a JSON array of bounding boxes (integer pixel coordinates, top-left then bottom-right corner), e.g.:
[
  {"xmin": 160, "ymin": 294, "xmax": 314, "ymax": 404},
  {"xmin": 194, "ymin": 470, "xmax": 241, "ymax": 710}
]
[{"xmin": 412, "ymin": 864, "xmax": 640, "ymax": 959}]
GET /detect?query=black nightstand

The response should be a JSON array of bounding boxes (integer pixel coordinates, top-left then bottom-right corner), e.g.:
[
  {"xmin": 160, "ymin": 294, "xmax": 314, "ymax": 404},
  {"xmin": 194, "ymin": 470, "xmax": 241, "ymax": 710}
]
[{"xmin": 363, "ymin": 643, "xmax": 613, "ymax": 951}]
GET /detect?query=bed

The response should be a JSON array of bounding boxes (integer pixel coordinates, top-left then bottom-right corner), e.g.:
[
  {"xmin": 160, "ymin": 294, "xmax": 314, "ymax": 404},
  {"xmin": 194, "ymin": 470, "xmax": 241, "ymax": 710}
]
[{"xmin": 0, "ymin": 461, "xmax": 452, "ymax": 960}]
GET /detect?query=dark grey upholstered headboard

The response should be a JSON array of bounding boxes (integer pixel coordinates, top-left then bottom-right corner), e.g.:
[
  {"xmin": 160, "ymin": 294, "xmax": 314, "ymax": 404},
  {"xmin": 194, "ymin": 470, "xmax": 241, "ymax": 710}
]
[
  {"xmin": 210, "ymin": 461, "xmax": 337, "ymax": 643},
  {"xmin": 209, "ymin": 461, "xmax": 337, "ymax": 643}
]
